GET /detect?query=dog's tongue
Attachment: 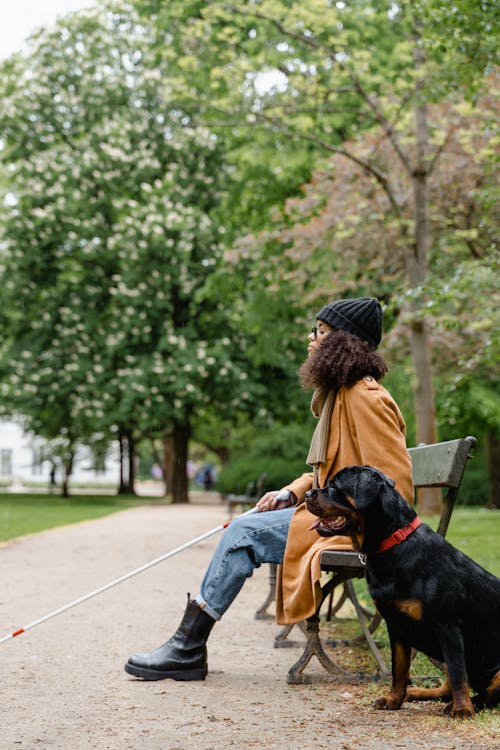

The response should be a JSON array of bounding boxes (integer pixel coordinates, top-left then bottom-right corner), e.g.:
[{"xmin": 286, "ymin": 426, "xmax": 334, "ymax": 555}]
[{"xmin": 308, "ymin": 518, "xmax": 321, "ymax": 531}]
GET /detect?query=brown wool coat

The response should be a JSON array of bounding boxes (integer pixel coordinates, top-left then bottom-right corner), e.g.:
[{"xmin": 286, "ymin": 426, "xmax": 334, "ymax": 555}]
[{"xmin": 275, "ymin": 376, "xmax": 414, "ymax": 625}]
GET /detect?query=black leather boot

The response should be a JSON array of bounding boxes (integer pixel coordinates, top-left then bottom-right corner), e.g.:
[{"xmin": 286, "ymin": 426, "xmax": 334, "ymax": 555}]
[{"xmin": 124, "ymin": 596, "xmax": 216, "ymax": 681}]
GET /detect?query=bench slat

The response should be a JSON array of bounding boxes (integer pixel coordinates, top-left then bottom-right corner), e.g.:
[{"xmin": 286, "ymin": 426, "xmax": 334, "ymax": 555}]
[
  {"xmin": 409, "ymin": 437, "xmax": 476, "ymax": 489},
  {"xmin": 320, "ymin": 551, "xmax": 364, "ymax": 570}
]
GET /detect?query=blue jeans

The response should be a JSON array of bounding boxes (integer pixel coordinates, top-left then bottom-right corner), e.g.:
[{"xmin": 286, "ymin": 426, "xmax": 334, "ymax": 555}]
[{"xmin": 194, "ymin": 507, "xmax": 295, "ymax": 620}]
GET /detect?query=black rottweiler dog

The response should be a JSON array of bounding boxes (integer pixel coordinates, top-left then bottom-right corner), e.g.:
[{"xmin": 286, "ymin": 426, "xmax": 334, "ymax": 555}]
[{"xmin": 306, "ymin": 465, "xmax": 500, "ymax": 718}]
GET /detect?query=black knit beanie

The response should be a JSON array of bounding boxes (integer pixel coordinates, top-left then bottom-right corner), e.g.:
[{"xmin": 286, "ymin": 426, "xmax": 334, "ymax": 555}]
[{"xmin": 316, "ymin": 297, "xmax": 382, "ymax": 348}]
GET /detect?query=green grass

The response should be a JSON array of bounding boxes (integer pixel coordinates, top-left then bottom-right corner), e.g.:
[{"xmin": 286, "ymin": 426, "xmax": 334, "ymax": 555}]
[
  {"xmin": 0, "ymin": 492, "xmax": 162, "ymax": 543},
  {"xmin": 440, "ymin": 507, "xmax": 500, "ymax": 576}
]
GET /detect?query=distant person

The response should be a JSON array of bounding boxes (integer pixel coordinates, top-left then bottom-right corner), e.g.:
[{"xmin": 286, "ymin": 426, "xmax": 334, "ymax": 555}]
[
  {"xmin": 196, "ymin": 464, "xmax": 215, "ymax": 491},
  {"xmin": 202, "ymin": 464, "xmax": 215, "ymax": 492},
  {"xmin": 151, "ymin": 463, "xmax": 163, "ymax": 481},
  {"xmin": 125, "ymin": 297, "xmax": 414, "ymax": 682},
  {"xmin": 49, "ymin": 467, "xmax": 56, "ymax": 493}
]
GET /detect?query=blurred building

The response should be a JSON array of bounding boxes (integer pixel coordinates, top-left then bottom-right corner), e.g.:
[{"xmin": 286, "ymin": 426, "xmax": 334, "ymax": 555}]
[{"xmin": 0, "ymin": 418, "xmax": 120, "ymax": 487}]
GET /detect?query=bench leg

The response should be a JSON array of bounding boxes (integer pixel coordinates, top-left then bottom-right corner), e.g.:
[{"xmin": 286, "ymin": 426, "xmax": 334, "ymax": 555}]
[
  {"xmin": 344, "ymin": 580, "xmax": 389, "ymax": 675},
  {"xmin": 273, "ymin": 619, "xmax": 308, "ymax": 648},
  {"xmin": 285, "ymin": 618, "xmax": 354, "ymax": 684},
  {"xmin": 326, "ymin": 582, "xmax": 349, "ymax": 620},
  {"xmin": 255, "ymin": 563, "xmax": 277, "ymax": 620},
  {"xmin": 282, "ymin": 573, "xmax": 388, "ymax": 683}
]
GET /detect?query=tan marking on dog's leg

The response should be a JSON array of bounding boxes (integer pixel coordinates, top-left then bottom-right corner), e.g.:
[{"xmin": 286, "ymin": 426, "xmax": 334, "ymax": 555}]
[
  {"xmin": 484, "ymin": 670, "xmax": 500, "ymax": 707},
  {"xmin": 406, "ymin": 675, "xmax": 452, "ymax": 702},
  {"xmin": 390, "ymin": 599, "xmax": 423, "ymax": 620},
  {"xmin": 373, "ymin": 641, "xmax": 410, "ymax": 711}
]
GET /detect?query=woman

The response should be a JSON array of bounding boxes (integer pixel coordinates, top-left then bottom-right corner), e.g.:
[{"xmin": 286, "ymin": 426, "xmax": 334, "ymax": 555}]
[{"xmin": 125, "ymin": 296, "xmax": 414, "ymax": 681}]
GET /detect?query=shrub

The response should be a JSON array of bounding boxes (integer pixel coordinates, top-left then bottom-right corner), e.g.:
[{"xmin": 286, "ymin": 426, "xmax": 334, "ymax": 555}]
[{"xmin": 216, "ymin": 422, "xmax": 311, "ymax": 495}]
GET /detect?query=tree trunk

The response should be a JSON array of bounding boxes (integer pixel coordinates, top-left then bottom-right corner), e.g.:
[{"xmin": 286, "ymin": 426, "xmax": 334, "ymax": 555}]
[
  {"xmin": 127, "ymin": 431, "xmax": 136, "ymax": 495},
  {"xmin": 118, "ymin": 432, "xmax": 127, "ymax": 494},
  {"xmin": 409, "ymin": 317, "xmax": 440, "ymax": 514},
  {"xmin": 171, "ymin": 420, "xmax": 190, "ymax": 504},
  {"xmin": 408, "ymin": 51, "xmax": 440, "ymax": 515},
  {"xmin": 117, "ymin": 431, "xmax": 135, "ymax": 495},
  {"xmin": 163, "ymin": 435, "xmax": 175, "ymax": 497},
  {"xmin": 486, "ymin": 431, "xmax": 500, "ymax": 508},
  {"xmin": 409, "ymin": 318, "xmax": 436, "ymax": 445},
  {"xmin": 61, "ymin": 449, "xmax": 74, "ymax": 498}
]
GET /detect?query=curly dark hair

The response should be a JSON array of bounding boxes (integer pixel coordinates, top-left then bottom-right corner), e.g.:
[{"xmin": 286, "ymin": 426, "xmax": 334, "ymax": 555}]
[{"xmin": 299, "ymin": 329, "xmax": 389, "ymax": 390}]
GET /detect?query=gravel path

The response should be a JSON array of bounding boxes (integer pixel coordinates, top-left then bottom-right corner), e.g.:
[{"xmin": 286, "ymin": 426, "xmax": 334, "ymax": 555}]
[{"xmin": 1, "ymin": 495, "xmax": 498, "ymax": 749}]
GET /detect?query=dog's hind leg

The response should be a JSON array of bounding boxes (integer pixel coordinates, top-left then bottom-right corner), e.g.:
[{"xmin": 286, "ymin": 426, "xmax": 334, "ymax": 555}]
[
  {"xmin": 436, "ymin": 625, "xmax": 475, "ymax": 719},
  {"xmin": 483, "ymin": 670, "xmax": 500, "ymax": 708},
  {"xmin": 406, "ymin": 674, "xmax": 452, "ymax": 703}
]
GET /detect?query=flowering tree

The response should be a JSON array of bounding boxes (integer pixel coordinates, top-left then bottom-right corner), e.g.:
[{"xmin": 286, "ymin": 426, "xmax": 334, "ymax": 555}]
[{"xmin": 0, "ymin": 3, "xmax": 258, "ymax": 499}]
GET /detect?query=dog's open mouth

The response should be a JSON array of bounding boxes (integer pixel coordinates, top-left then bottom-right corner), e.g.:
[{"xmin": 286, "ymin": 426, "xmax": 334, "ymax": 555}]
[{"xmin": 308, "ymin": 515, "xmax": 348, "ymax": 536}]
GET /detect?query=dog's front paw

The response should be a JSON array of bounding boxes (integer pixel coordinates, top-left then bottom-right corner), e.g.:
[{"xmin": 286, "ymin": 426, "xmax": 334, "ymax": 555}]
[
  {"xmin": 444, "ymin": 701, "xmax": 475, "ymax": 720},
  {"xmin": 373, "ymin": 694, "xmax": 403, "ymax": 710}
]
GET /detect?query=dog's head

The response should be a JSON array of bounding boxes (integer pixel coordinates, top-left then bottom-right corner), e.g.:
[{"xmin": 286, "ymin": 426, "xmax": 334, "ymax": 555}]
[{"xmin": 306, "ymin": 465, "xmax": 410, "ymax": 553}]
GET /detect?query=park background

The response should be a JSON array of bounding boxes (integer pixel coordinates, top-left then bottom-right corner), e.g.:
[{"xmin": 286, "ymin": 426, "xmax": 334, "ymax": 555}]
[{"xmin": 0, "ymin": 0, "xmax": 498, "ymax": 514}]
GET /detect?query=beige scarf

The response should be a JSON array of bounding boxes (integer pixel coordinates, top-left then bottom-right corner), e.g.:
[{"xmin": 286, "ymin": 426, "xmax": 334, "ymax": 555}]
[{"xmin": 306, "ymin": 387, "xmax": 337, "ymax": 488}]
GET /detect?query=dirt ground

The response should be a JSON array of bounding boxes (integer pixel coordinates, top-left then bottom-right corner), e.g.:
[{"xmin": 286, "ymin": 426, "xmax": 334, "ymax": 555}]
[{"xmin": 1, "ymin": 492, "xmax": 498, "ymax": 750}]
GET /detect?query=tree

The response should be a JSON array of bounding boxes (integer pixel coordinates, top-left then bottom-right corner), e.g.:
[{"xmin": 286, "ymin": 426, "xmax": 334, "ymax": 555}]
[
  {"xmin": 0, "ymin": 1, "xmax": 315, "ymax": 500},
  {"xmin": 0, "ymin": 3, "xmax": 235, "ymax": 499},
  {"xmin": 144, "ymin": 0, "xmax": 496, "ymax": 511},
  {"xmin": 225, "ymin": 79, "xmax": 498, "ymax": 502}
]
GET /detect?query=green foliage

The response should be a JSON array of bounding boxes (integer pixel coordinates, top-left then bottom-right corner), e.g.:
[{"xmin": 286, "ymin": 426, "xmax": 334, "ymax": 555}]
[
  {"xmin": 216, "ymin": 421, "xmax": 312, "ymax": 495},
  {"xmin": 412, "ymin": 0, "xmax": 499, "ymax": 98},
  {"xmin": 381, "ymin": 363, "xmax": 417, "ymax": 447},
  {"xmin": 134, "ymin": 0, "xmax": 318, "ymax": 238},
  {"xmin": 422, "ymin": 256, "xmax": 500, "ymax": 434},
  {"xmin": 0, "ymin": 1, "xmax": 322, "ymax": 481},
  {"xmin": 180, "ymin": 0, "xmax": 498, "ymax": 474},
  {"xmin": 0, "ymin": 1, "xmax": 293, "ymax": 466}
]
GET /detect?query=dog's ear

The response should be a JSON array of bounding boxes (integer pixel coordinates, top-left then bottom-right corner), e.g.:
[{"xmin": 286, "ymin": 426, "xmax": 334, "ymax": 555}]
[
  {"xmin": 365, "ymin": 467, "xmax": 395, "ymax": 488},
  {"xmin": 330, "ymin": 466, "xmax": 396, "ymax": 513}
]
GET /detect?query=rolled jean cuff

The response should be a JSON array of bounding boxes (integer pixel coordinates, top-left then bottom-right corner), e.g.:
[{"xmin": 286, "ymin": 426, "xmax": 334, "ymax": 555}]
[{"xmin": 193, "ymin": 594, "xmax": 221, "ymax": 622}]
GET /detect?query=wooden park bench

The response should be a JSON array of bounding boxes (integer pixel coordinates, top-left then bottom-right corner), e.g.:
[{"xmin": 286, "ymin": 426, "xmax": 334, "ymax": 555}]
[{"xmin": 268, "ymin": 435, "xmax": 477, "ymax": 683}]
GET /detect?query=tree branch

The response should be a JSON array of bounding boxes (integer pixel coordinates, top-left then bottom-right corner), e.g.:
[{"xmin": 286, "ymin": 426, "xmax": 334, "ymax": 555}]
[
  {"xmin": 220, "ymin": 2, "xmax": 413, "ymax": 175},
  {"xmin": 254, "ymin": 112, "xmax": 404, "ymax": 220},
  {"xmin": 201, "ymin": 100, "xmax": 403, "ymax": 219},
  {"xmin": 426, "ymin": 124, "xmax": 458, "ymax": 175}
]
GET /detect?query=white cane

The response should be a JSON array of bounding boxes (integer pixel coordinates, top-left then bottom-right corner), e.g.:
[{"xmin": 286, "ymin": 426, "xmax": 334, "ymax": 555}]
[{"xmin": 0, "ymin": 506, "xmax": 259, "ymax": 645}]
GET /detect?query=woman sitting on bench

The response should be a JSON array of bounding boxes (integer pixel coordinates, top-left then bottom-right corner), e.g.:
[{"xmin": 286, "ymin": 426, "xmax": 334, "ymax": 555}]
[{"xmin": 125, "ymin": 296, "xmax": 414, "ymax": 681}]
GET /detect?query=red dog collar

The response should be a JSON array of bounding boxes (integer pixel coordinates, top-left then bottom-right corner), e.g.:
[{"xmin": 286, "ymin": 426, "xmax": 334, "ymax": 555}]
[{"xmin": 378, "ymin": 516, "xmax": 422, "ymax": 553}]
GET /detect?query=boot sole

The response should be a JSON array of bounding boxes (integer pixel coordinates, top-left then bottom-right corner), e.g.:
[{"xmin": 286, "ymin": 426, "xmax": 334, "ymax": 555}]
[{"xmin": 124, "ymin": 662, "xmax": 207, "ymax": 681}]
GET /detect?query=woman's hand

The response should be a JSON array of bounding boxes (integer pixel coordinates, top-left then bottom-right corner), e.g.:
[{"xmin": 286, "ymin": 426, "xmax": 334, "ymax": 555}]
[{"xmin": 256, "ymin": 490, "xmax": 295, "ymax": 512}]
